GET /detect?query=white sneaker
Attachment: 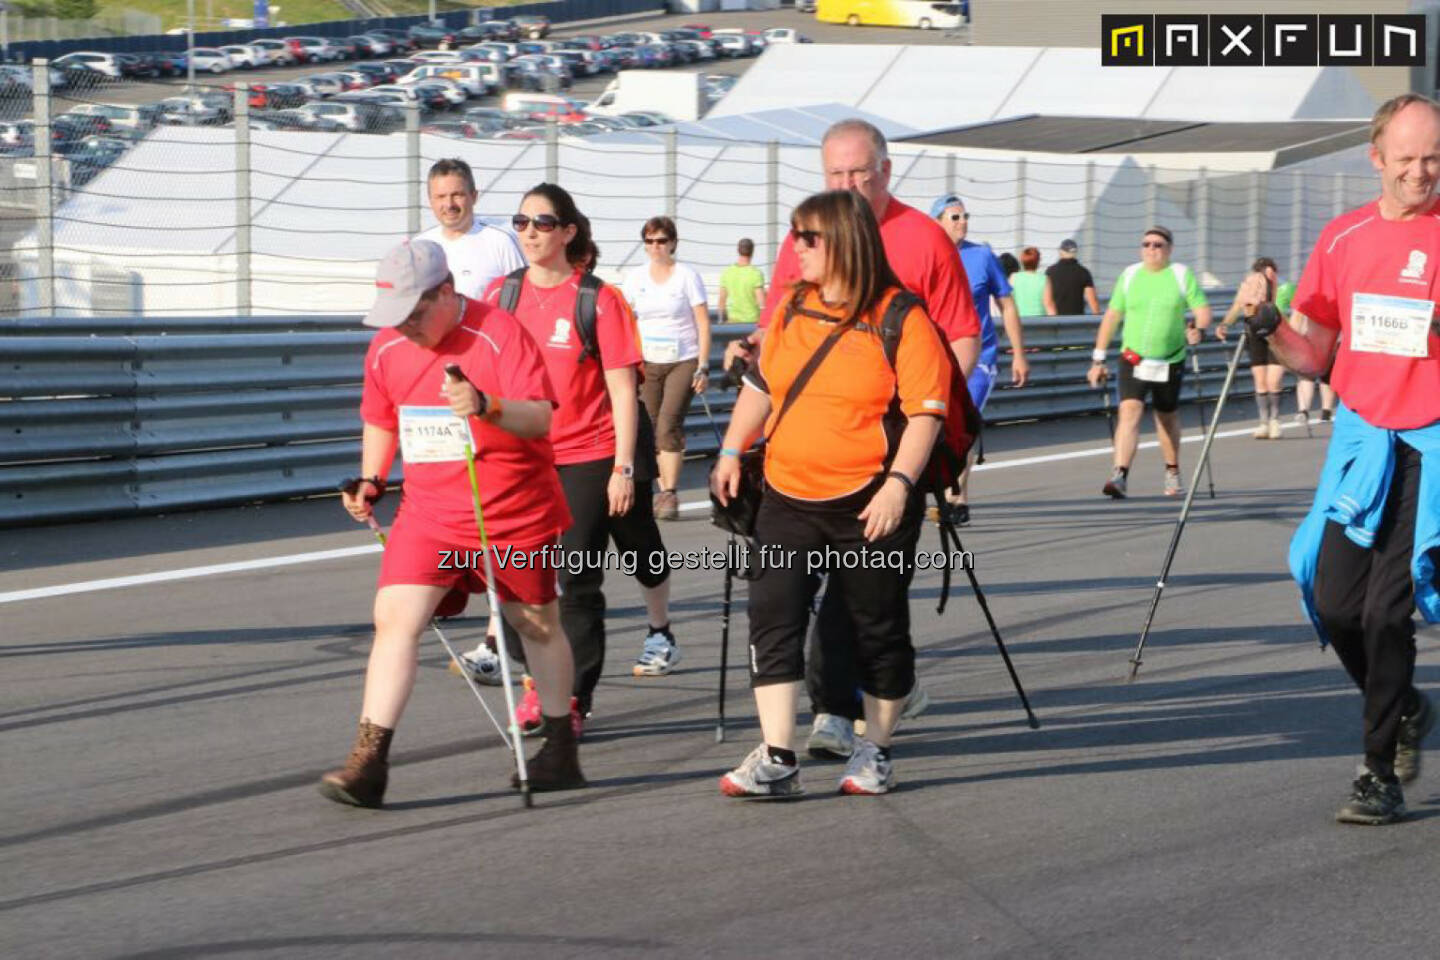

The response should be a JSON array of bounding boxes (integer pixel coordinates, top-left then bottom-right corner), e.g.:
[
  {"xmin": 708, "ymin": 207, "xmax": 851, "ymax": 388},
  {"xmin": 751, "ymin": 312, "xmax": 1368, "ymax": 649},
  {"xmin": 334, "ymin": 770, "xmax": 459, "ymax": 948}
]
[
  {"xmin": 1267, "ymin": 418, "xmax": 1282, "ymax": 440},
  {"xmin": 632, "ymin": 628, "xmax": 681, "ymax": 677},
  {"xmin": 719, "ymin": 744, "xmax": 804, "ymax": 799},
  {"xmin": 839, "ymin": 738, "xmax": 896, "ymax": 795},
  {"xmin": 806, "ymin": 713, "xmax": 855, "ymax": 760},
  {"xmin": 448, "ymin": 642, "xmax": 504, "ymax": 686}
]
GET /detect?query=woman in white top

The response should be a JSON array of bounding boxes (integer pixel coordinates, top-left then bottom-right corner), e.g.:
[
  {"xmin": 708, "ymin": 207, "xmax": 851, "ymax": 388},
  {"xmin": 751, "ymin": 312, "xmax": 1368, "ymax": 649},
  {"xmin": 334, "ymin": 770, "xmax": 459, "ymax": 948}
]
[{"xmin": 620, "ymin": 215, "xmax": 711, "ymax": 520}]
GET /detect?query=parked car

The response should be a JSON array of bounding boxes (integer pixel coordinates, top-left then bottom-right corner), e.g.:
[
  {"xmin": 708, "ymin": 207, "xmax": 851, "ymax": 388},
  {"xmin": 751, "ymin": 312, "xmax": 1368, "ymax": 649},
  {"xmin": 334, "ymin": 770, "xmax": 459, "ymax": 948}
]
[
  {"xmin": 363, "ymin": 29, "xmax": 417, "ymax": 53},
  {"xmin": 762, "ymin": 28, "xmax": 811, "ymax": 44},
  {"xmin": 55, "ymin": 110, "xmax": 113, "ymax": 138},
  {"xmin": 617, "ymin": 111, "xmax": 674, "ymax": 128},
  {"xmin": 407, "ymin": 23, "xmax": 457, "ymax": 49},
  {"xmin": 506, "ymin": 56, "xmax": 572, "ymax": 91},
  {"xmin": 512, "ymin": 15, "xmax": 551, "ymax": 39},
  {"xmin": 347, "ymin": 35, "xmax": 390, "ymax": 57},
  {"xmin": 410, "ymin": 80, "xmax": 461, "ymax": 109},
  {"xmin": 681, "ymin": 23, "xmax": 713, "ymax": 38},
  {"xmin": 704, "ymin": 74, "xmax": 738, "ymax": 99},
  {"xmin": 348, "ymin": 62, "xmax": 400, "ymax": 84},
  {"xmin": 301, "ymin": 73, "xmax": 351, "ymax": 97},
  {"xmin": 287, "ymin": 36, "xmax": 341, "ymax": 62},
  {"xmin": 503, "ymin": 93, "xmax": 588, "ymax": 123},
  {"xmin": 187, "ymin": 48, "xmax": 233, "ymax": 73},
  {"xmin": 63, "ymin": 102, "xmax": 160, "ymax": 134},
  {"xmin": 295, "ymin": 100, "xmax": 400, "ymax": 132},
  {"xmin": 116, "ymin": 53, "xmax": 161, "ymax": 79},
  {"xmin": 0, "ymin": 120, "xmax": 35, "ymax": 153},
  {"xmin": 256, "ymin": 108, "xmax": 342, "ymax": 131},
  {"xmin": 248, "ymin": 39, "xmax": 296, "ymax": 66},
  {"xmin": 401, "ymin": 63, "xmax": 499, "ymax": 97},
  {"xmin": 481, "ymin": 19, "xmax": 520, "ymax": 41},
  {"xmin": 712, "ymin": 34, "xmax": 755, "ymax": 57},
  {"xmin": 52, "ymin": 52, "xmax": 123, "ymax": 79},
  {"xmin": 422, "ymin": 119, "xmax": 490, "ymax": 138},
  {"xmin": 65, "ymin": 136, "xmax": 129, "ymax": 188},
  {"xmin": 235, "ymin": 82, "xmax": 307, "ymax": 109}
]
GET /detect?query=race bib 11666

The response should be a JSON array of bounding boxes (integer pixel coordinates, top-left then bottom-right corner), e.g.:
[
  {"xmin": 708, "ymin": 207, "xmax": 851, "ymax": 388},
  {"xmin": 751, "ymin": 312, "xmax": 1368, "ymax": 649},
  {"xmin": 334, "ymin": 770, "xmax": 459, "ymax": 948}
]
[
  {"xmin": 398, "ymin": 406, "xmax": 474, "ymax": 463},
  {"xmin": 1350, "ymin": 292, "xmax": 1433, "ymax": 359}
]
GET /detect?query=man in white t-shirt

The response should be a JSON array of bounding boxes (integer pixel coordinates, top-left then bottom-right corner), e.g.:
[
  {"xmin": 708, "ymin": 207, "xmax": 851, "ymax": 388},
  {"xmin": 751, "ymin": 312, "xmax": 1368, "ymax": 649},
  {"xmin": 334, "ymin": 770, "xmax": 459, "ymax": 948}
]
[{"xmin": 415, "ymin": 157, "xmax": 525, "ymax": 299}]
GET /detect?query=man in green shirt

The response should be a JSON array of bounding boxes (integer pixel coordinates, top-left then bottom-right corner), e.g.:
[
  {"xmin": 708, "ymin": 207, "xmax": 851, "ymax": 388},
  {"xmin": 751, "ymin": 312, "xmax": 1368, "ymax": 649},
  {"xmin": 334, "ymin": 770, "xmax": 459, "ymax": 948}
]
[
  {"xmin": 717, "ymin": 238, "xmax": 766, "ymax": 325},
  {"xmin": 1087, "ymin": 226, "xmax": 1212, "ymax": 498}
]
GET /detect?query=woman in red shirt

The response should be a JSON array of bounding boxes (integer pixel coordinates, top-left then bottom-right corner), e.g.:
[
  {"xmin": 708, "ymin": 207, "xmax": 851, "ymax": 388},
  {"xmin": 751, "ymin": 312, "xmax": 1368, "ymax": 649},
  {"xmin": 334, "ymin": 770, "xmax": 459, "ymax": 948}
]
[{"xmin": 483, "ymin": 183, "xmax": 678, "ymax": 729}]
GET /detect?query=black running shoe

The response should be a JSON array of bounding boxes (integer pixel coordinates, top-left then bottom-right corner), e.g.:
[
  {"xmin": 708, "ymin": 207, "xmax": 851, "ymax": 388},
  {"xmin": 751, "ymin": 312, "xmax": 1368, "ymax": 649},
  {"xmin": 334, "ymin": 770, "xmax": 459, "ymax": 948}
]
[
  {"xmin": 1335, "ymin": 769, "xmax": 1405, "ymax": 825},
  {"xmin": 1395, "ymin": 690, "xmax": 1433, "ymax": 785}
]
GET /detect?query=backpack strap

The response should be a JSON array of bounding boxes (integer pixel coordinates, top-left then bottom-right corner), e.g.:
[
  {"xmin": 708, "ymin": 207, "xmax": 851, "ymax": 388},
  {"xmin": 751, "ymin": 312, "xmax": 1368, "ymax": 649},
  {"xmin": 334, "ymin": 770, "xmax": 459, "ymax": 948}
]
[
  {"xmin": 497, "ymin": 266, "xmax": 526, "ymax": 315},
  {"xmin": 574, "ymin": 272, "xmax": 603, "ymax": 364}
]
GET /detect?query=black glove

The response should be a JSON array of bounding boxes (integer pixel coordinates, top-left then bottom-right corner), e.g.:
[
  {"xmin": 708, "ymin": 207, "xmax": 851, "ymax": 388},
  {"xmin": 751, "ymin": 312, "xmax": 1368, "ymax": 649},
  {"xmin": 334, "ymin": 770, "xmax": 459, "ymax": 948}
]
[
  {"xmin": 1246, "ymin": 302, "xmax": 1282, "ymax": 340},
  {"xmin": 339, "ymin": 476, "xmax": 387, "ymax": 502}
]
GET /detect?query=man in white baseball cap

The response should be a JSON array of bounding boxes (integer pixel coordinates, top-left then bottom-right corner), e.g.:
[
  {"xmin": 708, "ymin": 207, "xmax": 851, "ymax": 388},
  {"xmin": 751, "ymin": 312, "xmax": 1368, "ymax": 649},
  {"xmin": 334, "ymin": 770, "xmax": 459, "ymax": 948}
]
[{"xmin": 321, "ymin": 238, "xmax": 584, "ymax": 809}]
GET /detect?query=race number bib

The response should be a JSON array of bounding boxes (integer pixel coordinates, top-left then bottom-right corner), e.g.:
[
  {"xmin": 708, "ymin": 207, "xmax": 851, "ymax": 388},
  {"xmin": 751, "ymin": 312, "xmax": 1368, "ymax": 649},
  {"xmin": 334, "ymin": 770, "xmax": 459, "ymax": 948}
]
[
  {"xmin": 1135, "ymin": 358, "xmax": 1171, "ymax": 383},
  {"xmin": 398, "ymin": 406, "xmax": 474, "ymax": 463},
  {"xmin": 643, "ymin": 336, "xmax": 680, "ymax": 363},
  {"xmin": 1350, "ymin": 293, "xmax": 1432, "ymax": 359}
]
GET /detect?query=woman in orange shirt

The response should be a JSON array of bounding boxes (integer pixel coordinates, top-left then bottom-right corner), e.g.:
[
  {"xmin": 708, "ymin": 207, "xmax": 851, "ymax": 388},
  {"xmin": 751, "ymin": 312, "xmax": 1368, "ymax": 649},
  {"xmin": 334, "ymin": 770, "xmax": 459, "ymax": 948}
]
[{"xmin": 711, "ymin": 190, "xmax": 950, "ymax": 799}]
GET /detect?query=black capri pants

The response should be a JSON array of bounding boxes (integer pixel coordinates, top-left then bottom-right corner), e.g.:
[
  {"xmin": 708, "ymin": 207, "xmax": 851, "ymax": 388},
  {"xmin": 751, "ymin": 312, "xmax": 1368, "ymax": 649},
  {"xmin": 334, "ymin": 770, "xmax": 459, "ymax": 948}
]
[
  {"xmin": 747, "ymin": 481, "xmax": 920, "ymax": 701},
  {"xmin": 503, "ymin": 457, "xmax": 670, "ymax": 710},
  {"xmin": 1117, "ymin": 358, "xmax": 1185, "ymax": 413}
]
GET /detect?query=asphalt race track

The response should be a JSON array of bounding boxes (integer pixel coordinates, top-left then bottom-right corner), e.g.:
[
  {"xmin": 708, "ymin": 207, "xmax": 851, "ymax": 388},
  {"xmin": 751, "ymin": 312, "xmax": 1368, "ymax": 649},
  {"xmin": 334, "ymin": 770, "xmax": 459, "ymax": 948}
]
[{"xmin": 4, "ymin": 409, "xmax": 1438, "ymax": 959}]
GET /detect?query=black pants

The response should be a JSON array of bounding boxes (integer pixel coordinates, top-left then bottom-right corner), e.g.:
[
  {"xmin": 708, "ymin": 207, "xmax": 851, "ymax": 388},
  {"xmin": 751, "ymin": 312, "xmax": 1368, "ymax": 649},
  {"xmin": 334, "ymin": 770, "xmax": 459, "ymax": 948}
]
[
  {"xmin": 1313, "ymin": 440, "xmax": 1422, "ymax": 780},
  {"xmin": 748, "ymin": 483, "xmax": 919, "ymax": 701},
  {"xmin": 502, "ymin": 458, "xmax": 669, "ymax": 712},
  {"xmin": 805, "ymin": 510, "xmax": 925, "ymax": 720}
]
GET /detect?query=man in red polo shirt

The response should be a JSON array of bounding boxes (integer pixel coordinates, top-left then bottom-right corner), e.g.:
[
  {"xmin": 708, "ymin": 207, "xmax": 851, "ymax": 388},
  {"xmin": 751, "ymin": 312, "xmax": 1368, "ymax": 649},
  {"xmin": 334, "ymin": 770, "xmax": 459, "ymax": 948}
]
[
  {"xmin": 319, "ymin": 239, "xmax": 585, "ymax": 809},
  {"xmin": 724, "ymin": 118, "xmax": 982, "ymax": 762},
  {"xmin": 1240, "ymin": 94, "xmax": 1440, "ymax": 826}
]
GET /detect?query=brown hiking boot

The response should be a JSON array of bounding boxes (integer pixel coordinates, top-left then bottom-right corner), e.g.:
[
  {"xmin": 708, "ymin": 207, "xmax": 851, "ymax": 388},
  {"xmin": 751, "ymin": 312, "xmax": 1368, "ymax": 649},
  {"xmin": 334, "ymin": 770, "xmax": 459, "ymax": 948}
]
[
  {"xmin": 318, "ymin": 719, "xmax": 393, "ymax": 808},
  {"xmin": 513, "ymin": 714, "xmax": 587, "ymax": 792},
  {"xmin": 654, "ymin": 489, "xmax": 679, "ymax": 521}
]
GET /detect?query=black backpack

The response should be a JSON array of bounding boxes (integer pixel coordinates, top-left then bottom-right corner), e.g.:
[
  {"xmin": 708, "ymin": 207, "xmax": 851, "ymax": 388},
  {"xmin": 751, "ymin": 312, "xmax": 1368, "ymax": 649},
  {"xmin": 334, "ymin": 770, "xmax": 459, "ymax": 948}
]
[{"xmin": 497, "ymin": 268, "xmax": 657, "ymax": 480}]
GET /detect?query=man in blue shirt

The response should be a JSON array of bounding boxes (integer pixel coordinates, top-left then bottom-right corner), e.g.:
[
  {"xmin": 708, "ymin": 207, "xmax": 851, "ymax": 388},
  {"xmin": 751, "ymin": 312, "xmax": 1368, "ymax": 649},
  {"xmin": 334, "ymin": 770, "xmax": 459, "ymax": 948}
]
[{"xmin": 931, "ymin": 194, "xmax": 1029, "ymax": 520}]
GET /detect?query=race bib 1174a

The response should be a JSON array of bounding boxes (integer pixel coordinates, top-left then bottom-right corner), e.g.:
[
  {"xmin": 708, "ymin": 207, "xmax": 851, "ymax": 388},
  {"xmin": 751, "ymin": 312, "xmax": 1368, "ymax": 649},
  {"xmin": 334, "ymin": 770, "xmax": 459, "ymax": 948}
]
[{"xmin": 398, "ymin": 406, "xmax": 474, "ymax": 463}]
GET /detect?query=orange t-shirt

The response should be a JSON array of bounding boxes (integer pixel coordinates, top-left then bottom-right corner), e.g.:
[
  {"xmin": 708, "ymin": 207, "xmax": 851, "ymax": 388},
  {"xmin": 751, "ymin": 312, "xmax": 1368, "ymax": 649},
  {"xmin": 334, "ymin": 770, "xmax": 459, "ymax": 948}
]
[{"xmin": 745, "ymin": 286, "xmax": 949, "ymax": 501}]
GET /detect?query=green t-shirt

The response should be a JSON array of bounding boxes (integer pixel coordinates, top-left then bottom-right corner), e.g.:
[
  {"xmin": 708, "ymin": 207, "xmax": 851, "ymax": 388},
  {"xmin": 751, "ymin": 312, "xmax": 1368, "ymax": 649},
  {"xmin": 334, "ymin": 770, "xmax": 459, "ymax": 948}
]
[
  {"xmin": 719, "ymin": 263, "xmax": 766, "ymax": 325},
  {"xmin": 1109, "ymin": 262, "xmax": 1209, "ymax": 363},
  {"xmin": 1011, "ymin": 270, "xmax": 1046, "ymax": 317},
  {"xmin": 1276, "ymin": 280, "xmax": 1296, "ymax": 315}
]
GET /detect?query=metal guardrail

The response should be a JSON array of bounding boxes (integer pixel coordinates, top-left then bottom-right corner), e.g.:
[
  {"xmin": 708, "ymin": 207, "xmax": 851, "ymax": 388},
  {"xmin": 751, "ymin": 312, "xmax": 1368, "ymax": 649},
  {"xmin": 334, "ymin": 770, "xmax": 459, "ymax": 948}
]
[{"xmin": 0, "ymin": 311, "xmax": 1263, "ymax": 527}]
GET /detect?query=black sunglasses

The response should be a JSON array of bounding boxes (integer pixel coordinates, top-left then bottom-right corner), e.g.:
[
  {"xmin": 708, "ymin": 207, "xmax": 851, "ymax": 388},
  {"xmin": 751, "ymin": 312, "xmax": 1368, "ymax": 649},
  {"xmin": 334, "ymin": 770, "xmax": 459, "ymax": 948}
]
[
  {"xmin": 948, "ymin": 213, "xmax": 969, "ymax": 222},
  {"xmin": 513, "ymin": 213, "xmax": 562, "ymax": 233},
  {"xmin": 643, "ymin": 236, "xmax": 673, "ymax": 246},
  {"xmin": 1140, "ymin": 240, "xmax": 1168, "ymax": 249},
  {"xmin": 790, "ymin": 228, "xmax": 822, "ymax": 249}
]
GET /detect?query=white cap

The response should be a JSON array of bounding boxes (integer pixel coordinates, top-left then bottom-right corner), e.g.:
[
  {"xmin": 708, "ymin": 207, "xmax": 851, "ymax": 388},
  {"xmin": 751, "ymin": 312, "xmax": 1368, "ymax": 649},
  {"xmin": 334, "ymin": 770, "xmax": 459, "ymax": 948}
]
[{"xmin": 363, "ymin": 239, "xmax": 451, "ymax": 328}]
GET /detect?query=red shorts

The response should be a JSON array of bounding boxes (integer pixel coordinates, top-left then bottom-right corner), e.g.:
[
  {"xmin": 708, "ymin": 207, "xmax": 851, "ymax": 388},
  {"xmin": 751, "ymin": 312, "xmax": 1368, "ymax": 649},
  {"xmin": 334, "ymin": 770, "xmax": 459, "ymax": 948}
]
[{"xmin": 376, "ymin": 517, "xmax": 560, "ymax": 606}]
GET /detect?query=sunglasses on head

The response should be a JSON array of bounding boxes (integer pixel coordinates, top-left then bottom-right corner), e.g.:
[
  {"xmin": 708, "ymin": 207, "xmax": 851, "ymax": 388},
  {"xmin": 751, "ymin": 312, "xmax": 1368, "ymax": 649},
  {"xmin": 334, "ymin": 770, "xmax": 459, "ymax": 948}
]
[
  {"xmin": 512, "ymin": 213, "xmax": 561, "ymax": 233},
  {"xmin": 643, "ymin": 236, "xmax": 672, "ymax": 246},
  {"xmin": 790, "ymin": 228, "xmax": 822, "ymax": 249}
]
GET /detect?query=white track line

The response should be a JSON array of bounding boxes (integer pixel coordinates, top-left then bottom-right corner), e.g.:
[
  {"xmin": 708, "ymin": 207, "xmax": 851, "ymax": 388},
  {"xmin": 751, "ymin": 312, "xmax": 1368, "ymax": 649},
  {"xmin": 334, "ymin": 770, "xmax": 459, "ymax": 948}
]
[{"xmin": 0, "ymin": 421, "xmax": 1306, "ymax": 605}]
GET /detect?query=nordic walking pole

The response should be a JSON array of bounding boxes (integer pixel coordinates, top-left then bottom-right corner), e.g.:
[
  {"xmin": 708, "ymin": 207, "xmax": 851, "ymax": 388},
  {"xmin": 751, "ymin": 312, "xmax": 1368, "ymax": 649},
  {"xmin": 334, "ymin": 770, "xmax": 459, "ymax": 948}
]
[
  {"xmin": 338, "ymin": 480, "xmax": 513, "ymax": 744},
  {"xmin": 1126, "ymin": 330, "xmax": 1249, "ymax": 681},
  {"xmin": 698, "ymin": 385, "xmax": 736, "ymax": 742},
  {"xmin": 942, "ymin": 520, "xmax": 1040, "ymax": 728},
  {"xmin": 1099, "ymin": 380, "xmax": 1115, "ymax": 442},
  {"xmin": 1189, "ymin": 334, "xmax": 1216, "ymax": 499},
  {"xmin": 446, "ymin": 365, "xmax": 532, "ymax": 808}
]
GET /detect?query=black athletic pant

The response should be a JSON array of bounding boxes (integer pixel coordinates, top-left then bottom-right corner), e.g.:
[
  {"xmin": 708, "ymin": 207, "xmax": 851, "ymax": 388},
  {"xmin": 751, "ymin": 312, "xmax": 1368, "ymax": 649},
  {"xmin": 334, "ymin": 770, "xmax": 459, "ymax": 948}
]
[
  {"xmin": 748, "ymin": 483, "xmax": 919, "ymax": 701},
  {"xmin": 1312, "ymin": 439, "xmax": 1423, "ymax": 781},
  {"xmin": 805, "ymin": 510, "xmax": 925, "ymax": 720},
  {"xmin": 502, "ymin": 457, "xmax": 669, "ymax": 713}
]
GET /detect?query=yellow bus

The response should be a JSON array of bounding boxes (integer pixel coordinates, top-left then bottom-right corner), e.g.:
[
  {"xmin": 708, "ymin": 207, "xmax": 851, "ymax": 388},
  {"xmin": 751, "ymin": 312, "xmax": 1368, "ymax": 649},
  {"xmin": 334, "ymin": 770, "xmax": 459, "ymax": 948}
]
[{"xmin": 816, "ymin": 0, "xmax": 964, "ymax": 30}]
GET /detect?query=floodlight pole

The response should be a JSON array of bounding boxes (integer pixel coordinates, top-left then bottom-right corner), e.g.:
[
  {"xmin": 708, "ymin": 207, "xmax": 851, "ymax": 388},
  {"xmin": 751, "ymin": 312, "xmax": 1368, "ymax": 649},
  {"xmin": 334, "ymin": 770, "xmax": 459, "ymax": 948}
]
[{"xmin": 186, "ymin": 0, "xmax": 196, "ymax": 90}]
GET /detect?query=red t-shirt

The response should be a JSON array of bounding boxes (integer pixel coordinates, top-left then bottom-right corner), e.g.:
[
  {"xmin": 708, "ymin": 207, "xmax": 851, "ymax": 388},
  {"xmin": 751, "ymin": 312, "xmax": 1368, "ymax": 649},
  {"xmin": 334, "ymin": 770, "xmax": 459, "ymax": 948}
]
[
  {"xmin": 1293, "ymin": 199, "xmax": 1440, "ymax": 429},
  {"xmin": 360, "ymin": 297, "xmax": 571, "ymax": 545},
  {"xmin": 760, "ymin": 196, "xmax": 980, "ymax": 343},
  {"xmin": 484, "ymin": 271, "xmax": 643, "ymax": 465}
]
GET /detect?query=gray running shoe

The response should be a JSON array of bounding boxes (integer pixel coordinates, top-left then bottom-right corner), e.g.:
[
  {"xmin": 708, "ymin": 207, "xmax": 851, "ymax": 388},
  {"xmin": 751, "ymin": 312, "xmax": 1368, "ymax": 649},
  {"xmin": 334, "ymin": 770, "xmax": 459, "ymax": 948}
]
[
  {"xmin": 720, "ymin": 745, "xmax": 804, "ymax": 800},
  {"xmin": 806, "ymin": 713, "xmax": 854, "ymax": 761},
  {"xmin": 1395, "ymin": 690, "xmax": 1433, "ymax": 785},
  {"xmin": 839, "ymin": 738, "xmax": 896, "ymax": 795},
  {"xmin": 1163, "ymin": 468, "xmax": 1183, "ymax": 498},
  {"xmin": 1335, "ymin": 767, "xmax": 1405, "ymax": 825},
  {"xmin": 899, "ymin": 681, "xmax": 930, "ymax": 721},
  {"xmin": 1103, "ymin": 467, "xmax": 1127, "ymax": 499},
  {"xmin": 632, "ymin": 627, "xmax": 681, "ymax": 677}
]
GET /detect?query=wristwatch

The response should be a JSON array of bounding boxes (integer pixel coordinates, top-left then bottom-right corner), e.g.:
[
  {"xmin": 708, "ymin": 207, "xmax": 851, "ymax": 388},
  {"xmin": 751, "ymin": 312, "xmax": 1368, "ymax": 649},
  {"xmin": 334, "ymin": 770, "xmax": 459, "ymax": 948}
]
[{"xmin": 613, "ymin": 464, "xmax": 634, "ymax": 479}]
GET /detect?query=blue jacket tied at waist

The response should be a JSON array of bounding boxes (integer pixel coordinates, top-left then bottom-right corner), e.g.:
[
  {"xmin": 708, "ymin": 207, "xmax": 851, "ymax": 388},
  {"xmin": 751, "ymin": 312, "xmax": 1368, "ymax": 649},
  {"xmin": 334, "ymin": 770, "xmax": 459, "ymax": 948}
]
[{"xmin": 1288, "ymin": 403, "xmax": 1440, "ymax": 648}]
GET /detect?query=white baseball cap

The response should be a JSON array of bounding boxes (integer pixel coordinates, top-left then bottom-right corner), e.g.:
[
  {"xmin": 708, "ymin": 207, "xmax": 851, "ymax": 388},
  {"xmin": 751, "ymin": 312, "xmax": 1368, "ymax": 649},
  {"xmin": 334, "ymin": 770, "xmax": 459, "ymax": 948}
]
[{"xmin": 363, "ymin": 240, "xmax": 451, "ymax": 328}]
